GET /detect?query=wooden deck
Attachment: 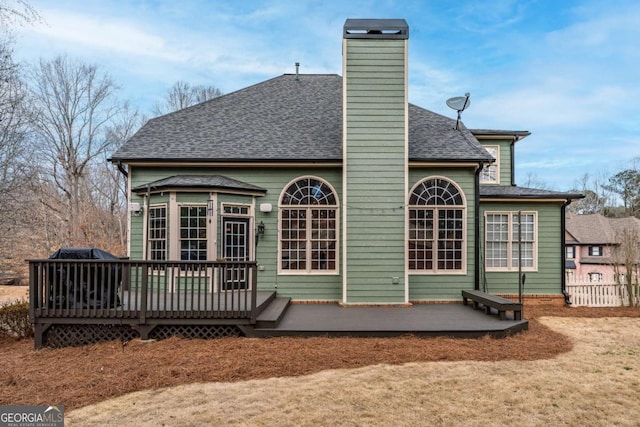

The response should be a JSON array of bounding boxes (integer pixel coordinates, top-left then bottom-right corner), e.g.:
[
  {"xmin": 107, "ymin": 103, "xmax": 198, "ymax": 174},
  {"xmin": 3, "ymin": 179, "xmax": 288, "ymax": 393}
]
[
  {"xmin": 250, "ymin": 302, "xmax": 528, "ymax": 339},
  {"xmin": 28, "ymin": 258, "xmax": 528, "ymax": 347},
  {"xmin": 29, "ymin": 259, "xmax": 264, "ymax": 348}
]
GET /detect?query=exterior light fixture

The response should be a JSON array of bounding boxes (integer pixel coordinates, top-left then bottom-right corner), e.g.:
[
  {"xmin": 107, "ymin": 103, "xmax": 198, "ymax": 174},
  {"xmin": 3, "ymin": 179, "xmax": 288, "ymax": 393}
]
[
  {"xmin": 256, "ymin": 221, "xmax": 265, "ymax": 245},
  {"xmin": 130, "ymin": 202, "xmax": 143, "ymax": 216}
]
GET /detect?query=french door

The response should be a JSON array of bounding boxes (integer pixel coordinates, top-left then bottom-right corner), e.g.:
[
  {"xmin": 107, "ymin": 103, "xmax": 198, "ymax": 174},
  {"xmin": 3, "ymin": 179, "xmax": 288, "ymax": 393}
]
[{"xmin": 222, "ymin": 217, "xmax": 250, "ymax": 290}]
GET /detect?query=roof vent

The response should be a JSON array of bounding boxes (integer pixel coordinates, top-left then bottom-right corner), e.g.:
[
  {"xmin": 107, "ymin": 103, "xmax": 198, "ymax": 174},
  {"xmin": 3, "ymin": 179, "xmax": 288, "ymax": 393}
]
[
  {"xmin": 344, "ymin": 19, "xmax": 408, "ymax": 39},
  {"xmin": 295, "ymin": 62, "xmax": 300, "ymax": 81}
]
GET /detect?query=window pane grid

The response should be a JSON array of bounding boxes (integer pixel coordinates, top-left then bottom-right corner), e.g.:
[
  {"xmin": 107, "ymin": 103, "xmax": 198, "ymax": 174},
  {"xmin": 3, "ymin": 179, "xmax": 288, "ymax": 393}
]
[
  {"xmin": 486, "ymin": 212, "xmax": 536, "ymax": 270},
  {"xmin": 281, "ymin": 209, "xmax": 307, "ymax": 270},
  {"xmin": 480, "ymin": 146, "xmax": 499, "ymax": 184},
  {"xmin": 409, "ymin": 178, "xmax": 464, "ymax": 272},
  {"xmin": 437, "ymin": 210, "xmax": 463, "ymax": 270},
  {"xmin": 148, "ymin": 206, "xmax": 167, "ymax": 261},
  {"xmin": 180, "ymin": 206, "xmax": 207, "ymax": 261},
  {"xmin": 280, "ymin": 178, "xmax": 338, "ymax": 273}
]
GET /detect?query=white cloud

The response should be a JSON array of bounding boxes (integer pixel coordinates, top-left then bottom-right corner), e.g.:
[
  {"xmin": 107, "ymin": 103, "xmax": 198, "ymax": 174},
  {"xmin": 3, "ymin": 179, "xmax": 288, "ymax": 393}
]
[{"xmin": 26, "ymin": 8, "xmax": 185, "ymax": 61}]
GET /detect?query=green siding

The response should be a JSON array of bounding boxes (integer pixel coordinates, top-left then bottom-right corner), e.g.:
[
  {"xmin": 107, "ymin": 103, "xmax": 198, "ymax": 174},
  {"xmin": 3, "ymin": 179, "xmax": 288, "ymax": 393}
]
[
  {"xmin": 499, "ymin": 142, "xmax": 513, "ymax": 185},
  {"xmin": 480, "ymin": 202, "xmax": 563, "ymax": 295},
  {"xmin": 408, "ymin": 167, "xmax": 477, "ymax": 301},
  {"xmin": 128, "ymin": 166, "xmax": 343, "ymax": 301},
  {"xmin": 344, "ymin": 38, "xmax": 407, "ymax": 303},
  {"xmin": 480, "ymin": 139, "xmax": 513, "ymax": 185}
]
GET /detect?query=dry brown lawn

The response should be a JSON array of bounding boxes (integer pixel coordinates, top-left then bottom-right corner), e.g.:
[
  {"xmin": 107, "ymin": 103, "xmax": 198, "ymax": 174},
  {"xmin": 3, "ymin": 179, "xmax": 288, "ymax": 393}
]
[
  {"xmin": 1, "ymin": 285, "xmax": 639, "ymax": 426},
  {"xmin": 0, "ymin": 284, "xmax": 28, "ymax": 302}
]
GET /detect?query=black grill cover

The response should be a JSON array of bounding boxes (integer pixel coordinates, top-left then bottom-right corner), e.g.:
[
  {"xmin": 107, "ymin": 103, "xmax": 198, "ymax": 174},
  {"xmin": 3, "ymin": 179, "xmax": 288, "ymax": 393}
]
[{"xmin": 47, "ymin": 248, "xmax": 122, "ymax": 309}]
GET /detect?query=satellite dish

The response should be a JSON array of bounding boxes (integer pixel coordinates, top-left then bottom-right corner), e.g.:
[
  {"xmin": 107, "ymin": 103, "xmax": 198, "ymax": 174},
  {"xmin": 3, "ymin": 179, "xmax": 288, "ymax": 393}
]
[{"xmin": 446, "ymin": 92, "xmax": 470, "ymax": 130}]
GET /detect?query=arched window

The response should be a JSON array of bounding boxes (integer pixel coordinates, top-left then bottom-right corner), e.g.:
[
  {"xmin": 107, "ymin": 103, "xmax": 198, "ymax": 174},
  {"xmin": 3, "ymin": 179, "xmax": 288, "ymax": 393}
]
[
  {"xmin": 279, "ymin": 177, "xmax": 339, "ymax": 273},
  {"xmin": 409, "ymin": 177, "xmax": 466, "ymax": 273}
]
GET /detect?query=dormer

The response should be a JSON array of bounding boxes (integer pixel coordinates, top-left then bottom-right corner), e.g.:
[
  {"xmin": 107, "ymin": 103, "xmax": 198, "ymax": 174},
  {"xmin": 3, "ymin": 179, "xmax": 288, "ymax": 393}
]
[{"xmin": 472, "ymin": 130, "xmax": 530, "ymax": 186}]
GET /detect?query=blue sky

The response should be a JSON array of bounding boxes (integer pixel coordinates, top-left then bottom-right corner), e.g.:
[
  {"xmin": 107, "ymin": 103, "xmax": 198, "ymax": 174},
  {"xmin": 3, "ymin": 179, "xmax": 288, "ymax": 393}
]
[{"xmin": 12, "ymin": 0, "xmax": 640, "ymax": 191}]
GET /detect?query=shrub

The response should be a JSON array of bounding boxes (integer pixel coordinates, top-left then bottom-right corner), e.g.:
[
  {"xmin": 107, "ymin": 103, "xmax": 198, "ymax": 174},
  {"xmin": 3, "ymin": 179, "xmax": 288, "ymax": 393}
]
[{"xmin": 0, "ymin": 299, "xmax": 33, "ymax": 338}]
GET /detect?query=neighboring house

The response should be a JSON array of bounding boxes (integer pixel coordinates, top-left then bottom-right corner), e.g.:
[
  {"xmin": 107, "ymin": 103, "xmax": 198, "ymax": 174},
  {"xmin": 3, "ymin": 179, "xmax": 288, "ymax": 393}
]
[
  {"xmin": 111, "ymin": 19, "xmax": 582, "ymax": 305},
  {"xmin": 565, "ymin": 212, "xmax": 640, "ymax": 281}
]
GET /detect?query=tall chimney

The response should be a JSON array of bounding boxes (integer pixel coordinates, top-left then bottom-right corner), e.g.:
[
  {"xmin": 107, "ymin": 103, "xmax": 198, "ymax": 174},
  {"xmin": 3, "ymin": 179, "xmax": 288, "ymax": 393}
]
[{"xmin": 341, "ymin": 19, "xmax": 409, "ymax": 304}]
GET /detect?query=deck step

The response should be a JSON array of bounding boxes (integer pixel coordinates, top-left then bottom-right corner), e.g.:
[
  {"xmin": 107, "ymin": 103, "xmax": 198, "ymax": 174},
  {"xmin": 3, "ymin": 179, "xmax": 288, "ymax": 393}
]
[{"xmin": 255, "ymin": 297, "xmax": 291, "ymax": 328}]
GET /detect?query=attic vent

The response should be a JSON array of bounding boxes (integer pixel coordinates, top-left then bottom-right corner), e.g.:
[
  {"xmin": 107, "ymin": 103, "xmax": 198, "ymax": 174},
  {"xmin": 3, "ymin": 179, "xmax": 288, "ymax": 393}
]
[{"xmin": 343, "ymin": 19, "xmax": 409, "ymax": 39}]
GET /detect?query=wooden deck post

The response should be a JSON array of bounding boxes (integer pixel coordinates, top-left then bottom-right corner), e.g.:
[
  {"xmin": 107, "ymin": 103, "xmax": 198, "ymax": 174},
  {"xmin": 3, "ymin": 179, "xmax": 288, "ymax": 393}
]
[
  {"xmin": 250, "ymin": 264, "xmax": 258, "ymax": 323},
  {"xmin": 140, "ymin": 264, "xmax": 148, "ymax": 325}
]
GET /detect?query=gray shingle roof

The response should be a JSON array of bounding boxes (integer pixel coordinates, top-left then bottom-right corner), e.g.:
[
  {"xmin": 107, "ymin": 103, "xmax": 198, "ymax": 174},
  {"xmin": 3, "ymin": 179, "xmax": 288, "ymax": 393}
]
[
  {"xmin": 565, "ymin": 212, "xmax": 616, "ymax": 244},
  {"xmin": 132, "ymin": 175, "xmax": 267, "ymax": 195},
  {"xmin": 566, "ymin": 213, "xmax": 640, "ymax": 246},
  {"xmin": 111, "ymin": 74, "xmax": 493, "ymax": 164},
  {"xmin": 480, "ymin": 185, "xmax": 583, "ymax": 200},
  {"xmin": 609, "ymin": 216, "xmax": 640, "ymax": 236}
]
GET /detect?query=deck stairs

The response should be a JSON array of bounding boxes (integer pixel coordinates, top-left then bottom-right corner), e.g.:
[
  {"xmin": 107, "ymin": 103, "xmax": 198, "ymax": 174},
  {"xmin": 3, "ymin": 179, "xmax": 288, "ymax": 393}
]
[{"xmin": 255, "ymin": 296, "xmax": 291, "ymax": 328}]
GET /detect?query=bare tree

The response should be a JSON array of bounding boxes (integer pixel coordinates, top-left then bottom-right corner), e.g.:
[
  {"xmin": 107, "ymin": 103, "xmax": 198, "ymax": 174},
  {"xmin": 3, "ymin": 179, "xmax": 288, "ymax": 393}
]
[
  {"xmin": 568, "ymin": 173, "xmax": 612, "ymax": 215},
  {"xmin": 0, "ymin": 44, "xmax": 31, "ymax": 204},
  {"xmin": 519, "ymin": 171, "xmax": 551, "ymax": 190},
  {"xmin": 611, "ymin": 225, "xmax": 640, "ymax": 306},
  {"xmin": 0, "ymin": 0, "xmax": 47, "ymax": 276},
  {"xmin": 605, "ymin": 166, "xmax": 640, "ymax": 218},
  {"xmin": 152, "ymin": 80, "xmax": 222, "ymax": 116},
  {"xmin": 0, "ymin": 0, "xmax": 40, "ymax": 31},
  {"xmin": 90, "ymin": 103, "xmax": 147, "ymax": 254},
  {"xmin": 29, "ymin": 55, "xmax": 120, "ymax": 245}
]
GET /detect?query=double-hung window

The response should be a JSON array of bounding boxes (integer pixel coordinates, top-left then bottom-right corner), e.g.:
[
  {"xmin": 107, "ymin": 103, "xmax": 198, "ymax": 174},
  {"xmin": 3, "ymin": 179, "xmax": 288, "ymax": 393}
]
[
  {"xmin": 588, "ymin": 246, "xmax": 603, "ymax": 256},
  {"xmin": 279, "ymin": 177, "xmax": 338, "ymax": 274},
  {"xmin": 408, "ymin": 178, "xmax": 466, "ymax": 273},
  {"xmin": 485, "ymin": 211, "xmax": 537, "ymax": 271},
  {"xmin": 480, "ymin": 145, "xmax": 499, "ymax": 184},
  {"xmin": 148, "ymin": 205, "xmax": 167, "ymax": 261},
  {"xmin": 179, "ymin": 205, "xmax": 207, "ymax": 261},
  {"xmin": 565, "ymin": 245, "xmax": 575, "ymax": 259}
]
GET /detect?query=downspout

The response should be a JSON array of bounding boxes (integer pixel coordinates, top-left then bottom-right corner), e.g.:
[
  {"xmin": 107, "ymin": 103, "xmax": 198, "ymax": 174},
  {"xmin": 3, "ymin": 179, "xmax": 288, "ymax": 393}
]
[
  {"xmin": 474, "ymin": 163, "xmax": 483, "ymax": 291},
  {"xmin": 510, "ymin": 136, "xmax": 520, "ymax": 186},
  {"xmin": 561, "ymin": 199, "xmax": 572, "ymax": 305},
  {"xmin": 116, "ymin": 161, "xmax": 128, "ymax": 179}
]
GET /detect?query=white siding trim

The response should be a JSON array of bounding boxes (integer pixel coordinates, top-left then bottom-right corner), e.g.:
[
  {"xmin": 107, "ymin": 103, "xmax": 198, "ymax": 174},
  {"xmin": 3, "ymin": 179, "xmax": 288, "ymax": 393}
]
[
  {"xmin": 403, "ymin": 38, "xmax": 409, "ymax": 304},
  {"xmin": 127, "ymin": 169, "xmax": 133, "ymax": 257},
  {"xmin": 168, "ymin": 192, "xmax": 179, "ymax": 260},
  {"xmin": 342, "ymin": 37, "xmax": 349, "ymax": 304}
]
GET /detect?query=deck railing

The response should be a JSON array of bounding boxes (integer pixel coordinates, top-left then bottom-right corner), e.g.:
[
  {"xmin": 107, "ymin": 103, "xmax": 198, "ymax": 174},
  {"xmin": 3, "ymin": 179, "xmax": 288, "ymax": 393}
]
[{"xmin": 28, "ymin": 259, "xmax": 258, "ymax": 322}]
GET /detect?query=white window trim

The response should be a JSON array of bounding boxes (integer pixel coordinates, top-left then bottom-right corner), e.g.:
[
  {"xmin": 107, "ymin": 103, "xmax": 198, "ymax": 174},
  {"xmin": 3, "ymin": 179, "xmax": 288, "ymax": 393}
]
[
  {"xmin": 147, "ymin": 203, "xmax": 168, "ymax": 261},
  {"xmin": 175, "ymin": 203, "xmax": 210, "ymax": 262},
  {"xmin": 566, "ymin": 245, "xmax": 575, "ymax": 259},
  {"xmin": 589, "ymin": 245, "xmax": 603, "ymax": 256},
  {"xmin": 221, "ymin": 203, "xmax": 252, "ymax": 217},
  {"xmin": 480, "ymin": 145, "xmax": 500, "ymax": 184},
  {"xmin": 484, "ymin": 211, "xmax": 538, "ymax": 272},
  {"xmin": 277, "ymin": 176, "xmax": 340, "ymax": 275},
  {"xmin": 220, "ymin": 202, "xmax": 255, "ymax": 261},
  {"xmin": 408, "ymin": 176, "xmax": 467, "ymax": 275}
]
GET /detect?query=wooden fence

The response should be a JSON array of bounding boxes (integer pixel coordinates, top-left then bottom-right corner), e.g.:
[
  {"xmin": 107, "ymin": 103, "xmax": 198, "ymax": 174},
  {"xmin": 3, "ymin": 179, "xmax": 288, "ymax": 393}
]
[{"xmin": 566, "ymin": 274, "xmax": 638, "ymax": 307}]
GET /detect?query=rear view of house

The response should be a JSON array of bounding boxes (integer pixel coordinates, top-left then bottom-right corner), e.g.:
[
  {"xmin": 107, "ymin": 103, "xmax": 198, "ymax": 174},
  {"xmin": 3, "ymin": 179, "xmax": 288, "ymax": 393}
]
[
  {"xmin": 29, "ymin": 19, "xmax": 583, "ymax": 347},
  {"xmin": 111, "ymin": 18, "xmax": 581, "ymax": 305}
]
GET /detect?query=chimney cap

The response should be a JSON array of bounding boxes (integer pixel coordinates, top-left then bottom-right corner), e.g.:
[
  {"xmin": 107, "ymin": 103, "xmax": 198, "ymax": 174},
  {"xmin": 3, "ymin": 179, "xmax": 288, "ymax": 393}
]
[{"xmin": 344, "ymin": 19, "xmax": 408, "ymax": 39}]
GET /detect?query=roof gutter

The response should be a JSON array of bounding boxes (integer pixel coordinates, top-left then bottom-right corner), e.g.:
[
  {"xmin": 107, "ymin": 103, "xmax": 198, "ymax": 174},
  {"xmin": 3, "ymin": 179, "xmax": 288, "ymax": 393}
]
[{"xmin": 116, "ymin": 161, "xmax": 128, "ymax": 179}]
